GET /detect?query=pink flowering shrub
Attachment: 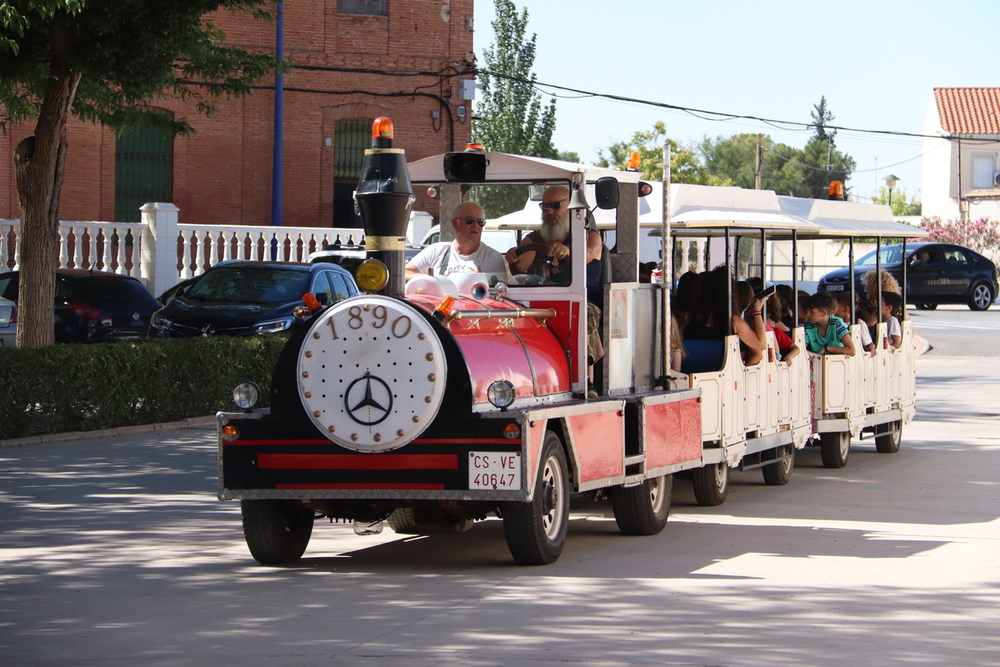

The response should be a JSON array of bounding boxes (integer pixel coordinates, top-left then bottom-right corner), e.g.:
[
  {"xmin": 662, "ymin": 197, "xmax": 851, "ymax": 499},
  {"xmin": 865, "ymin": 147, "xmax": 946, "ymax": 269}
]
[{"xmin": 918, "ymin": 216, "xmax": 1000, "ymax": 255}]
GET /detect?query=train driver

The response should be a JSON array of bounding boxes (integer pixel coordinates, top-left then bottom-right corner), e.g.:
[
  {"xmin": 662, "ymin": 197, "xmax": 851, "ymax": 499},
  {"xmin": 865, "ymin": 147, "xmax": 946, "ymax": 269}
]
[{"xmin": 405, "ymin": 201, "xmax": 509, "ymax": 282}]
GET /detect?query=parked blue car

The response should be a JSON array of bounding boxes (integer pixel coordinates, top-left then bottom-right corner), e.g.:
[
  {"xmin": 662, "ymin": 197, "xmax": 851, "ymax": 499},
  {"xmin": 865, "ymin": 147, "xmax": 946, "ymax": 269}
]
[{"xmin": 150, "ymin": 261, "xmax": 358, "ymax": 337}]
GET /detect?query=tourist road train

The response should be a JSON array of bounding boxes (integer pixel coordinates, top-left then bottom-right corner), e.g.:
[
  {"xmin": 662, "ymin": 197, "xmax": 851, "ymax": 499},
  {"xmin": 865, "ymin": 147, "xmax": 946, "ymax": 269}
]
[{"xmin": 217, "ymin": 119, "xmax": 923, "ymax": 565}]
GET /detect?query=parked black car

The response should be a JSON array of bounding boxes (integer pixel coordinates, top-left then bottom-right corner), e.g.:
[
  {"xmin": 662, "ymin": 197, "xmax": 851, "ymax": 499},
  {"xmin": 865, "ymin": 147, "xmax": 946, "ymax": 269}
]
[
  {"xmin": 0, "ymin": 269, "xmax": 162, "ymax": 343},
  {"xmin": 817, "ymin": 242, "xmax": 999, "ymax": 311},
  {"xmin": 150, "ymin": 261, "xmax": 358, "ymax": 337}
]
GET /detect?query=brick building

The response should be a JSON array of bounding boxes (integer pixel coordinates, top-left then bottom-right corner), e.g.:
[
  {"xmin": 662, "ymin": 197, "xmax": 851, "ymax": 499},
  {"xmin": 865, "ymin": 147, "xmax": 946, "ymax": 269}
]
[{"xmin": 0, "ymin": 0, "xmax": 475, "ymax": 227}]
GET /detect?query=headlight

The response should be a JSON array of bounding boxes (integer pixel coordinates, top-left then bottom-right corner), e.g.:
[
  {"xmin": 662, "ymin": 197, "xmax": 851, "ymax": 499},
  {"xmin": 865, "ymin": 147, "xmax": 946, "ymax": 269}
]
[
  {"xmin": 252, "ymin": 318, "xmax": 293, "ymax": 334},
  {"xmin": 150, "ymin": 310, "xmax": 173, "ymax": 330},
  {"xmin": 356, "ymin": 259, "xmax": 389, "ymax": 292},
  {"xmin": 233, "ymin": 382, "xmax": 261, "ymax": 410},
  {"xmin": 487, "ymin": 380, "xmax": 516, "ymax": 410}
]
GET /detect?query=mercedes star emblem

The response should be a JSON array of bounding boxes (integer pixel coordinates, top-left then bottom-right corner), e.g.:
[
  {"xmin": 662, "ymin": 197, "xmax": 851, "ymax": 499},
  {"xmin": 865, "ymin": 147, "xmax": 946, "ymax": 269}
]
[{"xmin": 345, "ymin": 372, "xmax": 393, "ymax": 426}]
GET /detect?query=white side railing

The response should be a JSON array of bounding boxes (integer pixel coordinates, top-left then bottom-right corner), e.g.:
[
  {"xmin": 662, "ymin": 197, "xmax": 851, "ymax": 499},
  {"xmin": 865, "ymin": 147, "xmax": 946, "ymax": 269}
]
[{"xmin": 1, "ymin": 203, "xmax": 367, "ymax": 298}]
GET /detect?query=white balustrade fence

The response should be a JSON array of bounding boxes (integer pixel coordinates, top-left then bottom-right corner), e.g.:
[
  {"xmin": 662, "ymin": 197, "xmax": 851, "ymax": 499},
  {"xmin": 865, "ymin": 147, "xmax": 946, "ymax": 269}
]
[{"xmin": 1, "ymin": 202, "xmax": 367, "ymax": 298}]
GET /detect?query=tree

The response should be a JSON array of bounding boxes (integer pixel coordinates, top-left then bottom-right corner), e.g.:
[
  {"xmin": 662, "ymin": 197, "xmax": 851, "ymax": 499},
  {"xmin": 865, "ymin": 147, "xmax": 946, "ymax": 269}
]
[
  {"xmin": 874, "ymin": 186, "xmax": 922, "ymax": 216},
  {"xmin": 811, "ymin": 95, "xmax": 835, "ymax": 143},
  {"xmin": 698, "ymin": 133, "xmax": 809, "ymax": 195},
  {"xmin": 596, "ymin": 121, "xmax": 715, "ymax": 185},
  {"xmin": 474, "ymin": 0, "xmax": 557, "ymax": 159},
  {"xmin": 1, "ymin": 0, "xmax": 278, "ymax": 347},
  {"xmin": 801, "ymin": 96, "xmax": 855, "ymax": 199}
]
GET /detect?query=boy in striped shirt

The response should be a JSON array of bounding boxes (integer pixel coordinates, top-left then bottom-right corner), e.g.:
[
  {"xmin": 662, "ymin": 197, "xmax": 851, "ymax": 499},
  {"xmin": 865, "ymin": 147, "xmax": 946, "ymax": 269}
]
[{"xmin": 804, "ymin": 292, "xmax": 856, "ymax": 356}]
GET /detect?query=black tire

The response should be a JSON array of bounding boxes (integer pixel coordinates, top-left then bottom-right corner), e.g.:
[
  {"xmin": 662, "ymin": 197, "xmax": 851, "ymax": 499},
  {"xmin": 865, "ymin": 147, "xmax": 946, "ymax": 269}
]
[
  {"xmin": 968, "ymin": 281, "xmax": 994, "ymax": 311},
  {"xmin": 820, "ymin": 431, "xmax": 851, "ymax": 469},
  {"xmin": 915, "ymin": 303, "xmax": 937, "ymax": 311},
  {"xmin": 386, "ymin": 508, "xmax": 420, "ymax": 534},
  {"xmin": 692, "ymin": 461, "xmax": 729, "ymax": 506},
  {"xmin": 502, "ymin": 432, "xmax": 569, "ymax": 565},
  {"xmin": 875, "ymin": 421, "xmax": 902, "ymax": 454},
  {"xmin": 761, "ymin": 446, "xmax": 795, "ymax": 486},
  {"xmin": 610, "ymin": 474, "xmax": 672, "ymax": 535},
  {"xmin": 241, "ymin": 499, "xmax": 314, "ymax": 565}
]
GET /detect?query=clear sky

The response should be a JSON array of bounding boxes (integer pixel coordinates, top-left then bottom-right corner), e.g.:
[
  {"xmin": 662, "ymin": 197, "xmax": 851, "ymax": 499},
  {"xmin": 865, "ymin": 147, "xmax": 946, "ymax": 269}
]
[{"xmin": 472, "ymin": 0, "xmax": 1000, "ymax": 206}]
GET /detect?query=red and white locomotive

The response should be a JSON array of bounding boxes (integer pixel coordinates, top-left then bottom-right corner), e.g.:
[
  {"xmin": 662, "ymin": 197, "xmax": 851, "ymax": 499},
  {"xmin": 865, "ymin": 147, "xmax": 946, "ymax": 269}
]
[{"xmin": 218, "ymin": 118, "xmax": 920, "ymax": 565}]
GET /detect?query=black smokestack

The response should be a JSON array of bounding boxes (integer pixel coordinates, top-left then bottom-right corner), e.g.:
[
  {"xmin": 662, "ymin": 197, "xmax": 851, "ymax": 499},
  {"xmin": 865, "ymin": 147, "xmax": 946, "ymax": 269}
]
[{"xmin": 355, "ymin": 117, "xmax": 415, "ymax": 296}]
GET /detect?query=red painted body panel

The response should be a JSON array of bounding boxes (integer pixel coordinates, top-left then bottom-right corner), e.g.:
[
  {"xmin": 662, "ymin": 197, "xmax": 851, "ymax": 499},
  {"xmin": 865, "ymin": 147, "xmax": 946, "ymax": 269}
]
[
  {"xmin": 258, "ymin": 453, "xmax": 459, "ymax": 470},
  {"xmin": 407, "ymin": 294, "xmax": 571, "ymax": 404},
  {"xmin": 645, "ymin": 397, "xmax": 703, "ymax": 469},
  {"xmin": 567, "ymin": 411, "xmax": 624, "ymax": 483}
]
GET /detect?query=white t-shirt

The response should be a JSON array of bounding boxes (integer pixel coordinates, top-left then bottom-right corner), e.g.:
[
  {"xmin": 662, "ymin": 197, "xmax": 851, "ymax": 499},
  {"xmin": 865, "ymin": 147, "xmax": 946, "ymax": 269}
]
[
  {"xmin": 886, "ymin": 316, "xmax": 901, "ymax": 340},
  {"xmin": 409, "ymin": 241, "xmax": 510, "ymax": 282},
  {"xmin": 856, "ymin": 318, "xmax": 873, "ymax": 347}
]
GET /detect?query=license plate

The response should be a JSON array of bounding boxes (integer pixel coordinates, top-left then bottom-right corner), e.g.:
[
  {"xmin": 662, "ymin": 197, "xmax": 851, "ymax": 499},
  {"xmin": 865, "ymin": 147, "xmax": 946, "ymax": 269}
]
[
  {"xmin": 825, "ymin": 284, "xmax": 845, "ymax": 291},
  {"xmin": 468, "ymin": 451, "xmax": 521, "ymax": 490}
]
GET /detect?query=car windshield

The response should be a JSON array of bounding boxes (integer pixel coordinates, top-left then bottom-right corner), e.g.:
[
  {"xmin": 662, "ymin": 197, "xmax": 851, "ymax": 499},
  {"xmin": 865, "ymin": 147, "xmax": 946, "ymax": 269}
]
[
  {"xmin": 70, "ymin": 276, "xmax": 157, "ymax": 305},
  {"xmin": 185, "ymin": 267, "xmax": 310, "ymax": 305},
  {"xmin": 856, "ymin": 246, "xmax": 904, "ymax": 267}
]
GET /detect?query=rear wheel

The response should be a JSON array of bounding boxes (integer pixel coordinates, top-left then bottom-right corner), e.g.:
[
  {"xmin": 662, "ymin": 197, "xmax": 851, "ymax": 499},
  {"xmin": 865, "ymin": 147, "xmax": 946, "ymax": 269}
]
[
  {"xmin": 386, "ymin": 508, "xmax": 474, "ymax": 534},
  {"xmin": 968, "ymin": 282, "xmax": 994, "ymax": 311},
  {"xmin": 610, "ymin": 475, "xmax": 672, "ymax": 535},
  {"xmin": 820, "ymin": 431, "xmax": 851, "ymax": 468},
  {"xmin": 875, "ymin": 421, "xmax": 902, "ymax": 453},
  {"xmin": 761, "ymin": 446, "xmax": 794, "ymax": 486},
  {"xmin": 692, "ymin": 461, "xmax": 729, "ymax": 506},
  {"xmin": 241, "ymin": 499, "xmax": 314, "ymax": 565},
  {"xmin": 502, "ymin": 432, "xmax": 569, "ymax": 565},
  {"xmin": 915, "ymin": 303, "xmax": 937, "ymax": 311}
]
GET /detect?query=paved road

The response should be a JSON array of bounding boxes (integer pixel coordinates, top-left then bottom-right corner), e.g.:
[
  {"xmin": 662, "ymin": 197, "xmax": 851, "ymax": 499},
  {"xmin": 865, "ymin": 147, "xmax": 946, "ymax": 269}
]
[
  {"xmin": 907, "ymin": 303, "xmax": 1000, "ymax": 356},
  {"xmin": 2, "ymin": 356, "xmax": 1000, "ymax": 666}
]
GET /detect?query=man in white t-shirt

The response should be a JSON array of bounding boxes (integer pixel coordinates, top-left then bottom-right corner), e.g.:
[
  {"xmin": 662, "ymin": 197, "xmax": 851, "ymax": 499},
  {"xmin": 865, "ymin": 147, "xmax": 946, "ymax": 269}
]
[{"xmin": 405, "ymin": 201, "xmax": 508, "ymax": 283}]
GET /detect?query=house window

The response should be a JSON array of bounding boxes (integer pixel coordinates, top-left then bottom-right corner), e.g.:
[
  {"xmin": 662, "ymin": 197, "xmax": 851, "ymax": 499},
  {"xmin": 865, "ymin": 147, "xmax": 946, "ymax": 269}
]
[
  {"xmin": 115, "ymin": 123, "xmax": 174, "ymax": 222},
  {"xmin": 333, "ymin": 118, "xmax": 372, "ymax": 227},
  {"xmin": 338, "ymin": 0, "xmax": 386, "ymax": 15},
  {"xmin": 971, "ymin": 153, "xmax": 996, "ymax": 190}
]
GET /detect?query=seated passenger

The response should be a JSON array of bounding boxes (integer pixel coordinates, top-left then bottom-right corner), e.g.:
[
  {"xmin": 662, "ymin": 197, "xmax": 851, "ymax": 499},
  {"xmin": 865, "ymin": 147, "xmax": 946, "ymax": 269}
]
[
  {"xmin": 767, "ymin": 293, "xmax": 800, "ymax": 365},
  {"xmin": 833, "ymin": 291, "xmax": 874, "ymax": 355},
  {"xmin": 405, "ymin": 201, "xmax": 508, "ymax": 282},
  {"xmin": 880, "ymin": 291, "xmax": 904, "ymax": 350},
  {"xmin": 804, "ymin": 292, "xmax": 855, "ymax": 356},
  {"xmin": 855, "ymin": 304, "xmax": 878, "ymax": 355},
  {"xmin": 670, "ymin": 315, "xmax": 685, "ymax": 373},
  {"xmin": 673, "ymin": 270, "xmax": 702, "ymax": 332},
  {"xmin": 863, "ymin": 269, "xmax": 905, "ymax": 318},
  {"xmin": 733, "ymin": 280, "xmax": 769, "ymax": 366}
]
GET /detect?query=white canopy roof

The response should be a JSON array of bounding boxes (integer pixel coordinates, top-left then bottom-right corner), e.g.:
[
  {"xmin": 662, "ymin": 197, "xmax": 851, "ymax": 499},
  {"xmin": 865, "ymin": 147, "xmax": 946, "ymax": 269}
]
[
  {"xmin": 775, "ymin": 196, "xmax": 928, "ymax": 238},
  {"xmin": 408, "ymin": 151, "xmax": 638, "ymax": 184}
]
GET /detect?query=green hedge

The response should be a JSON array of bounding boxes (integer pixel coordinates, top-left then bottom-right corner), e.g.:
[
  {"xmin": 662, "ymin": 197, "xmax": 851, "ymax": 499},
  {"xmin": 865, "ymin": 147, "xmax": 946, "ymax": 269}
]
[{"xmin": 0, "ymin": 335, "xmax": 289, "ymax": 440}]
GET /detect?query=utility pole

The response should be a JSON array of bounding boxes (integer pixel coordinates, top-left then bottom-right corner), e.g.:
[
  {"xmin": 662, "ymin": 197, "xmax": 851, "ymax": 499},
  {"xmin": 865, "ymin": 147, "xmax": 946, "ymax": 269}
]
[{"xmin": 754, "ymin": 134, "xmax": 762, "ymax": 190}]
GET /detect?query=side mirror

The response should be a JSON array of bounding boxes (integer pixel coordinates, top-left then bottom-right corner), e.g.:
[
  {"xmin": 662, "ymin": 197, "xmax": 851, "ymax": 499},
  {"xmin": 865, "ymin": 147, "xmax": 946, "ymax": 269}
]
[{"xmin": 594, "ymin": 177, "xmax": 619, "ymax": 210}]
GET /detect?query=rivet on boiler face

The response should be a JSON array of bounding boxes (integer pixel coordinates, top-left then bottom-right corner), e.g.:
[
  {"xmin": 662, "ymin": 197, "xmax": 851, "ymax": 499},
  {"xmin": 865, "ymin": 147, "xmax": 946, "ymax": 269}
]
[
  {"xmin": 351, "ymin": 434, "xmax": 359, "ymax": 441},
  {"xmin": 313, "ymin": 332, "xmax": 321, "ymax": 339},
  {"xmin": 397, "ymin": 429, "xmax": 405, "ymax": 437},
  {"xmin": 374, "ymin": 434, "xmax": 382, "ymax": 442},
  {"xmin": 302, "ymin": 371, "xmax": 309, "ymax": 378},
  {"xmin": 313, "ymin": 411, "xmax": 321, "ymax": 418},
  {"xmin": 363, "ymin": 305, "xmax": 371, "ymax": 312},
  {"xmin": 328, "ymin": 425, "xmax": 336, "ymax": 432},
  {"xmin": 418, "ymin": 333, "xmax": 426, "ymax": 340},
  {"xmin": 304, "ymin": 392, "xmax": 312, "ymax": 398},
  {"xmin": 428, "ymin": 373, "xmax": 436, "ymax": 382},
  {"xmin": 412, "ymin": 416, "xmax": 420, "ymax": 423},
  {"xmin": 305, "ymin": 351, "xmax": 313, "ymax": 358},
  {"xmin": 425, "ymin": 353, "xmax": 434, "ymax": 361},
  {"xmin": 425, "ymin": 396, "xmax": 432, "ymax": 403}
]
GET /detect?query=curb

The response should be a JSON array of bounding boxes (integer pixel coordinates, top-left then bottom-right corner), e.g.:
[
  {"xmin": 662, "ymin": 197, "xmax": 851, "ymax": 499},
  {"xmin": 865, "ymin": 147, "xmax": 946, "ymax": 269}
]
[{"xmin": 0, "ymin": 415, "xmax": 217, "ymax": 449}]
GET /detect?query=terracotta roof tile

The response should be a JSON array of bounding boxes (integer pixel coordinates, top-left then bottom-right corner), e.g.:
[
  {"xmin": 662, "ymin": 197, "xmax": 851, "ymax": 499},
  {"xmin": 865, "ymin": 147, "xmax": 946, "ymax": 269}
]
[{"xmin": 935, "ymin": 88, "xmax": 1000, "ymax": 135}]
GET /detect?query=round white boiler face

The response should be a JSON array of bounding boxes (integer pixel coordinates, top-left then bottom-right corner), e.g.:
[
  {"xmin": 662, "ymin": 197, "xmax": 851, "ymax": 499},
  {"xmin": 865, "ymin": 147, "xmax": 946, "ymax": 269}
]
[{"xmin": 297, "ymin": 296, "xmax": 447, "ymax": 452}]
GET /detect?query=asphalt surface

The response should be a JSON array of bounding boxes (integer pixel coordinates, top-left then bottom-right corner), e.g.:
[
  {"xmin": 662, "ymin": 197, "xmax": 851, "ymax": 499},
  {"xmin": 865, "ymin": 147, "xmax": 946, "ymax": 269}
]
[{"xmin": 2, "ymin": 354, "xmax": 999, "ymax": 666}]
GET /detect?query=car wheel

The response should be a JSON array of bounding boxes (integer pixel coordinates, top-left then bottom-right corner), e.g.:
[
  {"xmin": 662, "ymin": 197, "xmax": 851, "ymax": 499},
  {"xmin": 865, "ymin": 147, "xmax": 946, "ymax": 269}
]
[
  {"xmin": 820, "ymin": 431, "xmax": 851, "ymax": 469},
  {"xmin": 761, "ymin": 445, "xmax": 794, "ymax": 486},
  {"xmin": 610, "ymin": 474, "xmax": 672, "ymax": 535},
  {"xmin": 692, "ymin": 461, "xmax": 729, "ymax": 506},
  {"xmin": 968, "ymin": 282, "xmax": 994, "ymax": 311},
  {"xmin": 875, "ymin": 421, "xmax": 902, "ymax": 454},
  {"xmin": 915, "ymin": 303, "xmax": 937, "ymax": 311},
  {"xmin": 241, "ymin": 499, "xmax": 314, "ymax": 565},
  {"xmin": 502, "ymin": 432, "xmax": 569, "ymax": 565}
]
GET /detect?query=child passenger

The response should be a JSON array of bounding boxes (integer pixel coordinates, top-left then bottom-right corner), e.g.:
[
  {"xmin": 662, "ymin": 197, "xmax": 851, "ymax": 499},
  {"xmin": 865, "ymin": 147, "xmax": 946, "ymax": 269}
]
[
  {"xmin": 881, "ymin": 291, "xmax": 903, "ymax": 350},
  {"xmin": 833, "ymin": 291, "xmax": 875, "ymax": 355},
  {"xmin": 803, "ymin": 292, "xmax": 856, "ymax": 356}
]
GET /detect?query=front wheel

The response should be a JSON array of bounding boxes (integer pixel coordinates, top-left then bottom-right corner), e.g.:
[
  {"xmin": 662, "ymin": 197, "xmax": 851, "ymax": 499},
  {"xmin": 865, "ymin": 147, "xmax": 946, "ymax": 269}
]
[
  {"xmin": 610, "ymin": 475, "xmax": 672, "ymax": 535},
  {"xmin": 502, "ymin": 432, "xmax": 569, "ymax": 565},
  {"xmin": 692, "ymin": 461, "xmax": 729, "ymax": 506},
  {"xmin": 968, "ymin": 282, "xmax": 994, "ymax": 311},
  {"xmin": 761, "ymin": 446, "xmax": 794, "ymax": 486},
  {"xmin": 915, "ymin": 303, "xmax": 937, "ymax": 311},
  {"xmin": 875, "ymin": 421, "xmax": 902, "ymax": 453},
  {"xmin": 241, "ymin": 499, "xmax": 314, "ymax": 565},
  {"xmin": 820, "ymin": 431, "xmax": 851, "ymax": 468}
]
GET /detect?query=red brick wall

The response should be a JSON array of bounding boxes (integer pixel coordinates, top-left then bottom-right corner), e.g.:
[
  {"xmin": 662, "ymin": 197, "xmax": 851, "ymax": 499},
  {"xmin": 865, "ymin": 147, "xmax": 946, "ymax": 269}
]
[{"xmin": 0, "ymin": 0, "xmax": 474, "ymax": 226}]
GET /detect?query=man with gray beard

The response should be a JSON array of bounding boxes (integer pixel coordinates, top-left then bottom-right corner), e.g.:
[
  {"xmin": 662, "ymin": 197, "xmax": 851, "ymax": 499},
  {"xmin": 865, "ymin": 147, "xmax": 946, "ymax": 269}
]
[{"xmin": 504, "ymin": 185, "xmax": 605, "ymax": 398}]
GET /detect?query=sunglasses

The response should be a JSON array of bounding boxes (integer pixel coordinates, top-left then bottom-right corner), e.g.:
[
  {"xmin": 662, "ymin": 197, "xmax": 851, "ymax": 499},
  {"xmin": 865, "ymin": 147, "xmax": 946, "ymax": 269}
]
[
  {"xmin": 539, "ymin": 198, "xmax": 569, "ymax": 211},
  {"xmin": 461, "ymin": 216, "xmax": 486, "ymax": 227}
]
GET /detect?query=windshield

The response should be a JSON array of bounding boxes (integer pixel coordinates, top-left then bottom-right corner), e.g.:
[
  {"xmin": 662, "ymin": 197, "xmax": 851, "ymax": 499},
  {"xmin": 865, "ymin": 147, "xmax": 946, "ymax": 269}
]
[
  {"xmin": 185, "ymin": 267, "xmax": 309, "ymax": 305},
  {"xmin": 856, "ymin": 246, "xmax": 904, "ymax": 267}
]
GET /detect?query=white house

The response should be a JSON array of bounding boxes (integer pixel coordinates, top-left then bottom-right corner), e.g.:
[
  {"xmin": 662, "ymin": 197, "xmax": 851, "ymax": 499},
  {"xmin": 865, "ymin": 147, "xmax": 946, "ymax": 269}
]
[{"xmin": 923, "ymin": 87, "xmax": 1000, "ymax": 220}]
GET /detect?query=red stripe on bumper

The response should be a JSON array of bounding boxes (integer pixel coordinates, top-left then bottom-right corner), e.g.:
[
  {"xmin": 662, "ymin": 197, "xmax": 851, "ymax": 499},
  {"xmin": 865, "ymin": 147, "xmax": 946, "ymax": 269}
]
[
  {"xmin": 257, "ymin": 453, "xmax": 458, "ymax": 470},
  {"xmin": 276, "ymin": 483, "xmax": 446, "ymax": 490}
]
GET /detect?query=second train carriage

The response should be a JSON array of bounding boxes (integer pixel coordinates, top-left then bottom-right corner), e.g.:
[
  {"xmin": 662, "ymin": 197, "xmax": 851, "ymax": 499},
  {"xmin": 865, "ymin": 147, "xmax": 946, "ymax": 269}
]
[{"xmin": 216, "ymin": 120, "xmax": 923, "ymax": 565}]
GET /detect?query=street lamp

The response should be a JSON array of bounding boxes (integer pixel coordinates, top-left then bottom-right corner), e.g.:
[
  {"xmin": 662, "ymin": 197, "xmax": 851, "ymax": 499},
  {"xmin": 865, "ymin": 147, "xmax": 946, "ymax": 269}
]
[{"xmin": 884, "ymin": 173, "xmax": 900, "ymax": 209}]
